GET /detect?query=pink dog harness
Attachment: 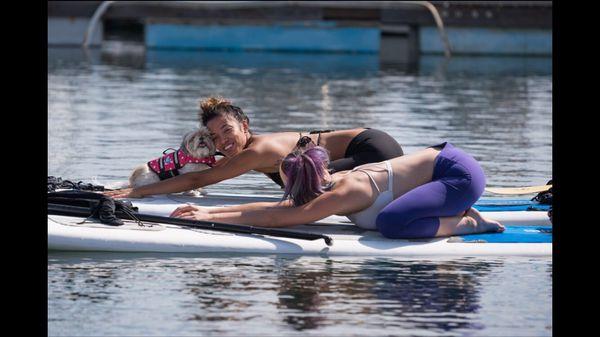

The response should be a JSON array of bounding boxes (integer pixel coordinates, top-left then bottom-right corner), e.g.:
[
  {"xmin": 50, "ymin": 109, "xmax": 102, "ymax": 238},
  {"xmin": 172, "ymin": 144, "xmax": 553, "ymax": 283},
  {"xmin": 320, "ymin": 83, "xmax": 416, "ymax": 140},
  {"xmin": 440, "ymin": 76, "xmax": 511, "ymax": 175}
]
[{"xmin": 147, "ymin": 149, "xmax": 216, "ymax": 180}]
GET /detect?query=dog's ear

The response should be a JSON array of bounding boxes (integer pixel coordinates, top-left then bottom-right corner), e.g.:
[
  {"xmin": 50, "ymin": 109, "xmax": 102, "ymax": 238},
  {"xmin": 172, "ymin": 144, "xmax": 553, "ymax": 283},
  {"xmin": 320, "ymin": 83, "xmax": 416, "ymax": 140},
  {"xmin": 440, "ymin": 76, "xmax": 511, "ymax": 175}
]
[
  {"xmin": 181, "ymin": 130, "xmax": 198, "ymax": 153},
  {"xmin": 197, "ymin": 126, "xmax": 210, "ymax": 137},
  {"xmin": 199, "ymin": 127, "xmax": 217, "ymax": 155}
]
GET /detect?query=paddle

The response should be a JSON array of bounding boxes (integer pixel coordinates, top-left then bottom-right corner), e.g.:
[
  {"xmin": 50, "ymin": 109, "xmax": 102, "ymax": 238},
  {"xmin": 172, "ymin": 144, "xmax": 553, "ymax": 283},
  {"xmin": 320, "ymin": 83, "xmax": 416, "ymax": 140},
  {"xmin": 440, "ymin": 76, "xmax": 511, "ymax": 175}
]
[
  {"xmin": 48, "ymin": 203, "xmax": 333, "ymax": 246},
  {"xmin": 485, "ymin": 184, "xmax": 552, "ymax": 195}
]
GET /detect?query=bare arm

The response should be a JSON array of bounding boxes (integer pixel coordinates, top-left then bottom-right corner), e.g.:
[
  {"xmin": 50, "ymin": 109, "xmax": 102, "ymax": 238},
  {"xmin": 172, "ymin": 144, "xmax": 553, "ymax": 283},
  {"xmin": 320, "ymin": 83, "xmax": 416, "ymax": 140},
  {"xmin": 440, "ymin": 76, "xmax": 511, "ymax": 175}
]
[
  {"xmin": 171, "ymin": 200, "xmax": 293, "ymax": 217},
  {"xmin": 174, "ymin": 182, "xmax": 372, "ymax": 228},
  {"xmin": 106, "ymin": 148, "xmax": 267, "ymax": 198},
  {"xmin": 206, "ymin": 200, "xmax": 293, "ymax": 213}
]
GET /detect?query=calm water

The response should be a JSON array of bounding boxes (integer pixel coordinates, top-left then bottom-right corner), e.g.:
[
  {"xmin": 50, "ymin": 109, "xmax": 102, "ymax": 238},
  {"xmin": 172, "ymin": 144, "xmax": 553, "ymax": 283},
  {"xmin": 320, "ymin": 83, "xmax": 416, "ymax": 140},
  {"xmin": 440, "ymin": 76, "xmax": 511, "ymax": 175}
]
[{"xmin": 48, "ymin": 46, "xmax": 552, "ymax": 336}]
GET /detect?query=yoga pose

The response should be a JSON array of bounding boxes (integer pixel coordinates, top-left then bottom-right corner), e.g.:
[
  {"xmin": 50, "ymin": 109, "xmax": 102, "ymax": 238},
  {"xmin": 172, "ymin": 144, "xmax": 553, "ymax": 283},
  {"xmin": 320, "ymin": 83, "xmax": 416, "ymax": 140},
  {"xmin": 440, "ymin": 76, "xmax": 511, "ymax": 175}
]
[
  {"xmin": 170, "ymin": 142, "xmax": 504, "ymax": 239},
  {"xmin": 106, "ymin": 97, "xmax": 404, "ymax": 198}
]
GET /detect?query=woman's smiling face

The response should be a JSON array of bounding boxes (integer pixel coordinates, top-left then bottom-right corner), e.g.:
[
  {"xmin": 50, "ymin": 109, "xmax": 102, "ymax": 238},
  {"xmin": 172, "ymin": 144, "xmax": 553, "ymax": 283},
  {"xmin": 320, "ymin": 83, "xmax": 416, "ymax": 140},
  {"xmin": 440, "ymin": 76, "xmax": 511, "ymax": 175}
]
[{"xmin": 206, "ymin": 114, "xmax": 249, "ymax": 157}]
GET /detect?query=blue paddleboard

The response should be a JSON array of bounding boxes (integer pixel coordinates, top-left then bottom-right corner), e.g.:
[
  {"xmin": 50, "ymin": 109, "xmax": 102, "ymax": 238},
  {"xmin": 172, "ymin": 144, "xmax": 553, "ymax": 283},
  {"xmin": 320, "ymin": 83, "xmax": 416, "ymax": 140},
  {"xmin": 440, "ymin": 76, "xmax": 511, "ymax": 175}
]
[
  {"xmin": 474, "ymin": 198, "xmax": 550, "ymax": 212},
  {"xmin": 458, "ymin": 226, "xmax": 552, "ymax": 243}
]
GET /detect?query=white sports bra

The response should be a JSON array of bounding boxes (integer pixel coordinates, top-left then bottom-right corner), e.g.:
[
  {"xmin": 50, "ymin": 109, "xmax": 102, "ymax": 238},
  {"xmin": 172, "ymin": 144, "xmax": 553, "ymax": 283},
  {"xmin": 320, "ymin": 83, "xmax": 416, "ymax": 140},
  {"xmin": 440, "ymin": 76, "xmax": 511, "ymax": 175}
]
[{"xmin": 345, "ymin": 161, "xmax": 395, "ymax": 230}]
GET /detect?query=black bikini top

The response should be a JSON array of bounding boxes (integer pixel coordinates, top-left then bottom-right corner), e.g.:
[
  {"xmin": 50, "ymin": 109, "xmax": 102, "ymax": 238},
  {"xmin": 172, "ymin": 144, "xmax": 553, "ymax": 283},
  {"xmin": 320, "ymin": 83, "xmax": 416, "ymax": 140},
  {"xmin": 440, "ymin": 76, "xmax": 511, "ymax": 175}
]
[
  {"xmin": 302, "ymin": 129, "xmax": 335, "ymax": 147},
  {"xmin": 263, "ymin": 129, "xmax": 335, "ymax": 188}
]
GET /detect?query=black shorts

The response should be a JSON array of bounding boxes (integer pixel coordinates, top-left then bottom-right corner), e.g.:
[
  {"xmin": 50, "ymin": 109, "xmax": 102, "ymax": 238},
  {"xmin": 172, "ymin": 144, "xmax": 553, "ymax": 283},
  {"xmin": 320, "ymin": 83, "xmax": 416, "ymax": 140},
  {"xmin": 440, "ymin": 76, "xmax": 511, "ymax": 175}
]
[
  {"xmin": 328, "ymin": 128, "xmax": 404, "ymax": 173},
  {"xmin": 265, "ymin": 128, "xmax": 403, "ymax": 188}
]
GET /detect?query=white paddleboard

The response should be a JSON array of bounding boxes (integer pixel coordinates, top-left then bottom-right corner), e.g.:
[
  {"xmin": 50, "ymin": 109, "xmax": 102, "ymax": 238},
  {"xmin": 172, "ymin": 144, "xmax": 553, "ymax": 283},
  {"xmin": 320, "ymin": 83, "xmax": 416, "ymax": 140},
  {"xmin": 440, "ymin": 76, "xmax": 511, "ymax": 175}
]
[
  {"xmin": 48, "ymin": 193, "xmax": 551, "ymax": 256},
  {"xmin": 48, "ymin": 215, "xmax": 550, "ymax": 256}
]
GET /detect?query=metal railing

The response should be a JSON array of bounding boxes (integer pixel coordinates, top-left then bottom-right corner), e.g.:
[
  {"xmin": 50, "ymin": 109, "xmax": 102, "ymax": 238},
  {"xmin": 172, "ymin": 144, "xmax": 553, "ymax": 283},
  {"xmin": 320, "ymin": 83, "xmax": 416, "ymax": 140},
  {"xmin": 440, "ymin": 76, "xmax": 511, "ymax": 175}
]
[{"xmin": 83, "ymin": 1, "xmax": 452, "ymax": 57}]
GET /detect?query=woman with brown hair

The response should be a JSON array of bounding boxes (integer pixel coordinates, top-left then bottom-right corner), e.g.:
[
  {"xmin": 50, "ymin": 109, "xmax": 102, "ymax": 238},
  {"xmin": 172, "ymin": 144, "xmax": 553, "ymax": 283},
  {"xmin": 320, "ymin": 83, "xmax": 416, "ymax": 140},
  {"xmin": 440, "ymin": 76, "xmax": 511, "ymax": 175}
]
[{"xmin": 106, "ymin": 97, "xmax": 404, "ymax": 198}]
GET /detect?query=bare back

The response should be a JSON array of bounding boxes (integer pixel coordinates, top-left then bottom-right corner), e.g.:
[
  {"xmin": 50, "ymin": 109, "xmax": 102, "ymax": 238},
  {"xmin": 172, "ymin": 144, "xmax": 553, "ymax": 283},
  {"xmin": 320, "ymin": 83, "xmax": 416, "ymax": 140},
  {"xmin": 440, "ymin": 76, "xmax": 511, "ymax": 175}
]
[
  {"xmin": 330, "ymin": 146, "xmax": 442, "ymax": 215},
  {"xmin": 249, "ymin": 128, "xmax": 366, "ymax": 174}
]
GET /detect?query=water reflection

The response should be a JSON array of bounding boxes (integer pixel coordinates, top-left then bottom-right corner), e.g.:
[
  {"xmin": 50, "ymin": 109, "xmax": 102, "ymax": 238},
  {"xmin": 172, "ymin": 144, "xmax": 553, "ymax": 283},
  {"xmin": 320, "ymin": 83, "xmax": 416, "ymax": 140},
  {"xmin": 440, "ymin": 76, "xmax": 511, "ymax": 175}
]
[
  {"xmin": 181, "ymin": 262, "xmax": 259, "ymax": 322},
  {"xmin": 274, "ymin": 258, "xmax": 333, "ymax": 330},
  {"xmin": 50, "ymin": 46, "xmax": 552, "ymax": 78},
  {"xmin": 48, "ymin": 256, "xmax": 125, "ymax": 310},
  {"xmin": 53, "ymin": 265, "xmax": 120, "ymax": 304},
  {"xmin": 145, "ymin": 49, "xmax": 380, "ymax": 76},
  {"xmin": 360, "ymin": 258, "xmax": 494, "ymax": 332},
  {"xmin": 270, "ymin": 257, "xmax": 501, "ymax": 333},
  {"xmin": 420, "ymin": 55, "xmax": 552, "ymax": 77},
  {"xmin": 48, "ymin": 253, "xmax": 550, "ymax": 336}
]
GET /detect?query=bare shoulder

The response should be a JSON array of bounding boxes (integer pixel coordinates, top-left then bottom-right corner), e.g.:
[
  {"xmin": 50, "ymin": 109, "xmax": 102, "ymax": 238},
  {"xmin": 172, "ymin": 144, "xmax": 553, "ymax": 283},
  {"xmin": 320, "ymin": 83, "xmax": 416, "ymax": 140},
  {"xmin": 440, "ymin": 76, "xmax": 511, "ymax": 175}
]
[
  {"xmin": 333, "ymin": 175, "xmax": 373, "ymax": 199},
  {"xmin": 245, "ymin": 132, "xmax": 273, "ymax": 146},
  {"xmin": 332, "ymin": 128, "xmax": 367, "ymax": 135},
  {"xmin": 241, "ymin": 132, "xmax": 298, "ymax": 171},
  {"xmin": 248, "ymin": 132, "xmax": 298, "ymax": 154},
  {"xmin": 322, "ymin": 176, "xmax": 374, "ymax": 214}
]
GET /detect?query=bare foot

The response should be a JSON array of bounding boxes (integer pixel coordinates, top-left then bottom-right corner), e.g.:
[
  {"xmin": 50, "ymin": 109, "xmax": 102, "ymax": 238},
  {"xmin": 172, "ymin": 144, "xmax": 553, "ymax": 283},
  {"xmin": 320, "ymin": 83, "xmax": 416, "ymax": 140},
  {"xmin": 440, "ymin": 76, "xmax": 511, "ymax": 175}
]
[{"xmin": 465, "ymin": 208, "xmax": 505, "ymax": 233}]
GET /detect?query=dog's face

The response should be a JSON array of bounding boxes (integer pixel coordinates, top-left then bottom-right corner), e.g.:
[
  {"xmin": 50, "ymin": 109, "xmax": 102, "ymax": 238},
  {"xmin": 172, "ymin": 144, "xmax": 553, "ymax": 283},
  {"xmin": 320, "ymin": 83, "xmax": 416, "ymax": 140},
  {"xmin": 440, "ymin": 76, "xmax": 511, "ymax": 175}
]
[{"xmin": 182, "ymin": 127, "xmax": 216, "ymax": 158}]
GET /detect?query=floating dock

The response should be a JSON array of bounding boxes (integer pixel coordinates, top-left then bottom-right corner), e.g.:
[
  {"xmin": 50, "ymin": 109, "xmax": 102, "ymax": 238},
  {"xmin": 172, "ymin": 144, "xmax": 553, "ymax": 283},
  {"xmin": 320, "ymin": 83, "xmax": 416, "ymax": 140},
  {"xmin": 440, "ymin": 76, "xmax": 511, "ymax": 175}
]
[{"xmin": 48, "ymin": 1, "xmax": 552, "ymax": 62}]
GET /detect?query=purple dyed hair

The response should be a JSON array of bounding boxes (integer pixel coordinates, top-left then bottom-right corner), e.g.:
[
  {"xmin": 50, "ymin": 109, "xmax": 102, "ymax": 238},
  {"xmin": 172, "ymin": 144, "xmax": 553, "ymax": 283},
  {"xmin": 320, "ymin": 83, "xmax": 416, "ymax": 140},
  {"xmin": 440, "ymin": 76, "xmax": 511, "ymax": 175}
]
[{"xmin": 280, "ymin": 145, "xmax": 331, "ymax": 206}]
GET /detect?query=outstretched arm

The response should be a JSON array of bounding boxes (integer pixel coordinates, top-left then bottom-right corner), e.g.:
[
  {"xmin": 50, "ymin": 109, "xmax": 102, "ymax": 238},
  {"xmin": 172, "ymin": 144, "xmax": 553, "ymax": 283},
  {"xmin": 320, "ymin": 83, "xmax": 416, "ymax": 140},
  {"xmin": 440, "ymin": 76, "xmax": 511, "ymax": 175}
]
[
  {"xmin": 105, "ymin": 148, "xmax": 264, "ymax": 198},
  {"xmin": 171, "ymin": 199, "xmax": 293, "ymax": 217},
  {"xmin": 172, "ymin": 183, "xmax": 370, "ymax": 228}
]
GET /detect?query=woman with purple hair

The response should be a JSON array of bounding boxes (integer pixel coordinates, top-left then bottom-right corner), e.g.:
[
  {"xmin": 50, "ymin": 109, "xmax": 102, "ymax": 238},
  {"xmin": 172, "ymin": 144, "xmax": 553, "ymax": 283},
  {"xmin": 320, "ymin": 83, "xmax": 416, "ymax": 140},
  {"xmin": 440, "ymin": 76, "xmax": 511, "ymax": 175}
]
[{"xmin": 171, "ymin": 138, "xmax": 504, "ymax": 239}]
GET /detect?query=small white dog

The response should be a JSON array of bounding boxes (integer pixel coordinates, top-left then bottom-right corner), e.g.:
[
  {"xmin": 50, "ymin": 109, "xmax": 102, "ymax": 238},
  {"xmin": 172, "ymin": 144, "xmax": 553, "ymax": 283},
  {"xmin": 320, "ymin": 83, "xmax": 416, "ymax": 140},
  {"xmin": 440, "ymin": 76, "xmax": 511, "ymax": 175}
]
[{"xmin": 129, "ymin": 128, "xmax": 217, "ymax": 195}]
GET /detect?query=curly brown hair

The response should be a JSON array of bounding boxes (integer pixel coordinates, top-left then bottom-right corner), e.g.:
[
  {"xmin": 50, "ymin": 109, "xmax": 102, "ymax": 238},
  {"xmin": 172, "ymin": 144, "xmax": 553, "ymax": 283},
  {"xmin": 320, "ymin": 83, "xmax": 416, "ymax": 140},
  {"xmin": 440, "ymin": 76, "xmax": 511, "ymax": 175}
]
[{"xmin": 199, "ymin": 96, "xmax": 250, "ymax": 126}]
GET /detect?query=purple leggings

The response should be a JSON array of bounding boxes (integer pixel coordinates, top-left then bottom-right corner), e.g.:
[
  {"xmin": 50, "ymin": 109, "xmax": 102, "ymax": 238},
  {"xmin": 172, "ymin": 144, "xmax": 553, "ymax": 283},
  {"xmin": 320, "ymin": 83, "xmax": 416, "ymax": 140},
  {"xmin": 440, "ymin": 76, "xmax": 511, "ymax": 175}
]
[{"xmin": 375, "ymin": 142, "xmax": 486, "ymax": 239}]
